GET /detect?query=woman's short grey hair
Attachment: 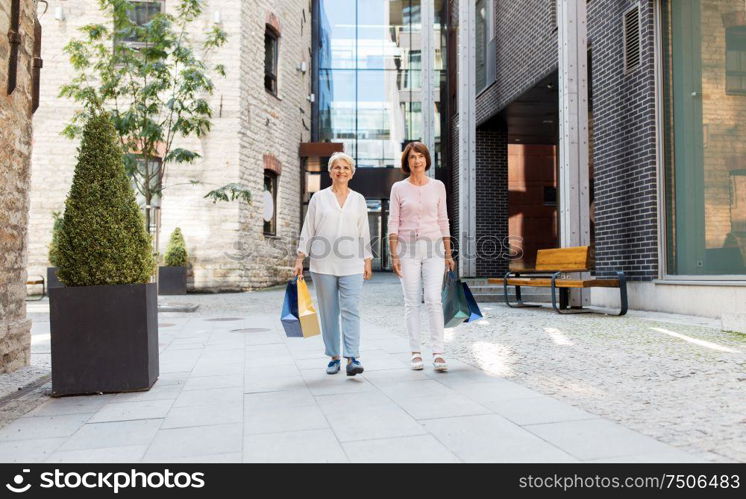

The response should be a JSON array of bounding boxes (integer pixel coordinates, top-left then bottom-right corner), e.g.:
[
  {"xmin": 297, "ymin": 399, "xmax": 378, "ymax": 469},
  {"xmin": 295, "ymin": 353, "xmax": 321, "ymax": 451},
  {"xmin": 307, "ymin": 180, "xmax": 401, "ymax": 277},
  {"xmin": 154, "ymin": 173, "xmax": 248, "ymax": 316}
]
[{"xmin": 328, "ymin": 152, "xmax": 356, "ymax": 175}]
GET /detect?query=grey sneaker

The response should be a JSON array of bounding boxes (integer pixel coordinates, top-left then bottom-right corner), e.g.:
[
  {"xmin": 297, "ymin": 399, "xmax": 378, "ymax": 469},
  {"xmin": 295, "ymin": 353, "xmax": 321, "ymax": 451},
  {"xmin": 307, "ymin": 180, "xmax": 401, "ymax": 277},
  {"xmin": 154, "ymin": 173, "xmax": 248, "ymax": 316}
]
[
  {"xmin": 326, "ymin": 359, "xmax": 341, "ymax": 375},
  {"xmin": 346, "ymin": 358, "xmax": 364, "ymax": 376}
]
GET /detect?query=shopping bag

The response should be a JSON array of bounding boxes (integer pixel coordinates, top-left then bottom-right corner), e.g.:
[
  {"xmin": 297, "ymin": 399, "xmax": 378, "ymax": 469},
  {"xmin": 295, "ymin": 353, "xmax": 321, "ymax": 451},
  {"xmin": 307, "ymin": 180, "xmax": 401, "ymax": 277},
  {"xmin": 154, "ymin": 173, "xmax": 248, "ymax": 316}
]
[
  {"xmin": 281, "ymin": 278, "xmax": 302, "ymax": 337},
  {"xmin": 296, "ymin": 277, "xmax": 321, "ymax": 338},
  {"xmin": 461, "ymin": 281, "xmax": 483, "ymax": 322},
  {"xmin": 442, "ymin": 271, "xmax": 470, "ymax": 328}
]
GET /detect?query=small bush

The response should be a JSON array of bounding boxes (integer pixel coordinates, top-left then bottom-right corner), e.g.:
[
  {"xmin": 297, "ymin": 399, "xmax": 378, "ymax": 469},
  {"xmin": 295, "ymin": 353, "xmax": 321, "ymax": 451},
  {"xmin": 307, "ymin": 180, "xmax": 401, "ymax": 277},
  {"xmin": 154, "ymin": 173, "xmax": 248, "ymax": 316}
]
[
  {"xmin": 48, "ymin": 211, "xmax": 63, "ymax": 267},
  {"xmin": 164, "ymin": 227, "xmax": 188, "ymax": 267},
  {"xmin": 56, "ymin": 113, "xmax": 154, "ymax": 286}
]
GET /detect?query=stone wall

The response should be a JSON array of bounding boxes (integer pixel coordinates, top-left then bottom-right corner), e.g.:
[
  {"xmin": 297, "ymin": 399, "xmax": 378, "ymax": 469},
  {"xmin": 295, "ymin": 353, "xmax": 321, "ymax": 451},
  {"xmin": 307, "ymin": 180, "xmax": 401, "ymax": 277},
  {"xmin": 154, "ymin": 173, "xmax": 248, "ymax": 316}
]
[
  {"xmin": 28, "ymin": 0, "xmax": 311, "ymax": 291},
  {"xmin": 236, "ymin": 0, "xmax": 312, "ymax": 289},
  {"xmin": 0, "ymin": 0, "xmax": 37, "ymax": 372}
]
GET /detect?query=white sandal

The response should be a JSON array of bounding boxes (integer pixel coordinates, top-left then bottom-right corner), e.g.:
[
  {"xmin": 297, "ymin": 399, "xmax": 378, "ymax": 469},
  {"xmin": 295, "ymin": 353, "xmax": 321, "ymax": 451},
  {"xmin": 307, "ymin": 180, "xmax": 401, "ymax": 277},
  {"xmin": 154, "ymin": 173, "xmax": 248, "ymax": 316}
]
[
  {"xmin": 410, "ymin": 353, "xmax": 423, "ymax": 371},
  {"xmin": 432, "ymin": 353, "xmax": 448, "ymax": 372}
]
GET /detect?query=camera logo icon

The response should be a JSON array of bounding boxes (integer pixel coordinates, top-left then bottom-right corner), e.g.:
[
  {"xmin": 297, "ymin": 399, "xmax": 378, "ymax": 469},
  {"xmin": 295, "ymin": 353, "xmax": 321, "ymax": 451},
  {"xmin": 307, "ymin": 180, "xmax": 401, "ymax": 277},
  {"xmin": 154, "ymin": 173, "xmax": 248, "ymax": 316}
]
[{"xmin": 5, "ymin": 469, "xmax": 31, "ymax": 493}]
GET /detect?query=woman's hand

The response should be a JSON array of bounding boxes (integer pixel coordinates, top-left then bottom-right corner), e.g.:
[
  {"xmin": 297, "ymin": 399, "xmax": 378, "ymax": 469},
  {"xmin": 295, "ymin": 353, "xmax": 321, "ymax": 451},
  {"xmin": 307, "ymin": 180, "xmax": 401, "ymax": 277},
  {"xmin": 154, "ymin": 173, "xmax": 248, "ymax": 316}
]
[
  {"xmin": 445, "ymin": 257, "xmax": 456, "ymax": 272},
  {"xmin": 392, "ymin": 257, "xmax": 403, "ymax": 277},
  {"xmin": 292, "ymin": 258, "xmax": 305, "ymax": 279},
  {"xmin": 363, "ymin": 259, "xmax": 373, "ymax": 280}
]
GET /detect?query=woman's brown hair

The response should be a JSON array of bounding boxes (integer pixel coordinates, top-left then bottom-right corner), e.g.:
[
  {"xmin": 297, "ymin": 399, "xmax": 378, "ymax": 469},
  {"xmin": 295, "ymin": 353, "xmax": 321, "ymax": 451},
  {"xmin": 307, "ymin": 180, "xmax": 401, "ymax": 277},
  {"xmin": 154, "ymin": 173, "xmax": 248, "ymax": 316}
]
[{"xmin": 400, "ymin": 141, "xmax": 431, "ymax": 174}]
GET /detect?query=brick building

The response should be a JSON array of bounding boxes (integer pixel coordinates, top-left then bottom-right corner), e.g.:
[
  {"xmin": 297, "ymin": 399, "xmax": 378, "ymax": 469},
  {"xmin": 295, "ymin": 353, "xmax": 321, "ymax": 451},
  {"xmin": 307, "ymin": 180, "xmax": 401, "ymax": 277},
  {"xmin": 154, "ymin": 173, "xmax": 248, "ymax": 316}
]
[
  {"xmin": 1, "ymin": 0, "xmax": 42, "ymax": 372},
  {"xmin": 447, "ymin": 0, "xmax": 746, "ymax": 319},
  {"xmin": 28, "ymin": 0, "xmax": 312, "ymax": 291}
]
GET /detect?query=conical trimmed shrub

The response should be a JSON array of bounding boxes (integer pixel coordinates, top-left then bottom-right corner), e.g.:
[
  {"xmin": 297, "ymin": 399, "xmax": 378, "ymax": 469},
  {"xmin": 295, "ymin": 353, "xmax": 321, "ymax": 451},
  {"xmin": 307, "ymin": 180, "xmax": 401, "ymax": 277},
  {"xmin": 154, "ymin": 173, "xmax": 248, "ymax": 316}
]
[
  {"xmin": 57, "ymin": 113, "xmax": 154, "ymax": 286},
  {"xmin": 48, "ymin": 211, "xmax": 63, "ymax": 267},
  {"xmin": 164, "ymin": 227, "xmax": 188, "ymax": 267}
]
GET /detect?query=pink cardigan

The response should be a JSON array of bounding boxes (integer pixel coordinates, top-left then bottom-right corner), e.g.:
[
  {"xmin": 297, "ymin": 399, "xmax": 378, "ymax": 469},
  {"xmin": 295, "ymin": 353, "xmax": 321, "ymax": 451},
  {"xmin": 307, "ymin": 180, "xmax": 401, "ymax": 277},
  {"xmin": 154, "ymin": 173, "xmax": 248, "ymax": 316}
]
[{"xmin": 388, "ymin": 178, "xmax": 450, "ymax": 241}]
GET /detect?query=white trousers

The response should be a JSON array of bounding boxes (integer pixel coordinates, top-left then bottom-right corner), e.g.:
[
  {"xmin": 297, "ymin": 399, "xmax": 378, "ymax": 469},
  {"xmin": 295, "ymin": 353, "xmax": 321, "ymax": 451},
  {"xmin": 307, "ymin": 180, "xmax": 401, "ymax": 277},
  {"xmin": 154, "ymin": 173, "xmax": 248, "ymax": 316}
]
[{"xmin": 398, "ymin": 239, "xmax": 446, "ymax": 354}]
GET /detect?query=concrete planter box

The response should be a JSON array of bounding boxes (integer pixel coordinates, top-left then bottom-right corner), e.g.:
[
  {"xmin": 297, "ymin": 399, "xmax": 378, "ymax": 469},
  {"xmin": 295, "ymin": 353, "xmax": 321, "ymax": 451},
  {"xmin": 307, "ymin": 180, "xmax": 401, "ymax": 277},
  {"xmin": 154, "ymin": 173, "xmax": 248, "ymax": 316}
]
[
  {"xmin": 49, "ymin": 282, "xmax": 159, "ymax": 396},
  {"xmin": 47, "ymin": 267, "xmax": 63, "ymax": 289},
  {"xmin": 158, "ymin": 266, "xmax": 187, "ymax": 295}
]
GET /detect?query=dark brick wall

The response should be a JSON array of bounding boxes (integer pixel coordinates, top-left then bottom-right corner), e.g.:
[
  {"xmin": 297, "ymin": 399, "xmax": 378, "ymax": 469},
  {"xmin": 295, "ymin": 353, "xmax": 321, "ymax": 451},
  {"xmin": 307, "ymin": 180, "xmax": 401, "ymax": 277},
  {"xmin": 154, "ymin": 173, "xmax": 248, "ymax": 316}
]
[
  {"xmin": 475, "ymin": 126, "xmax": 508, "ymax": 276},
  {"xmin": 467, "ymin": 0, "xmax": 660, "ymax": 281},
  {"xmin": 588, "ymin": 0, "xmax": 659, "ymax": 281},
  {"xmin": 450, "ymin": 114, "xmax": 460, "ymax": 259},
  {"xmin": 475, "ymin": 0, "xmax": 558, "ymax": 126},
  {"xmin": 447, "ymin": 1, "xmax": 460, "ymax": 260}
]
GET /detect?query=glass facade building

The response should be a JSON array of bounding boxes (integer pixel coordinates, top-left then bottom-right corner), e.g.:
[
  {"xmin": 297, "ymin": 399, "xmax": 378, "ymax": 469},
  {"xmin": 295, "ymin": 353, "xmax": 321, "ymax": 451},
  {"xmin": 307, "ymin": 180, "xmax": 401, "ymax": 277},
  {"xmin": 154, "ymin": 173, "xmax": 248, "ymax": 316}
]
[{"xmin": 314, "ymin": 0, "xmax": 446, "ymax": 170}]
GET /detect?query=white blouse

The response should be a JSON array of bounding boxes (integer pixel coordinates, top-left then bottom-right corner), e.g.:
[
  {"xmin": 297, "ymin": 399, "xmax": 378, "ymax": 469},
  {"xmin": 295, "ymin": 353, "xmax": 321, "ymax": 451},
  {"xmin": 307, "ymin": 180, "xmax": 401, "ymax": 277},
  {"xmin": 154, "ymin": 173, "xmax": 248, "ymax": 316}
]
[{"xmin": 297, "ymin": 187, "xmax": 373, "ymax": 276}]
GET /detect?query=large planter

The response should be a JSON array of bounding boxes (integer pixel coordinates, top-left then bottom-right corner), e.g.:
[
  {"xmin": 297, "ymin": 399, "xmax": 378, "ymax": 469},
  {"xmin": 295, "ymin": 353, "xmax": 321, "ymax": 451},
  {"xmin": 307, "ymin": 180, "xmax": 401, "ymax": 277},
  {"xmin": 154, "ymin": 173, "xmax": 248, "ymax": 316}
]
[
  {"xmin": 49, "ymin": 282, "xmax": 159, "ymax": 396},
  {"xmin": 47, "ymin": 267, "xmax": 64, "ymax": 289},
  {"xmin": 158, "ymin": 266, "xmax": 187, "ymax": 295}
]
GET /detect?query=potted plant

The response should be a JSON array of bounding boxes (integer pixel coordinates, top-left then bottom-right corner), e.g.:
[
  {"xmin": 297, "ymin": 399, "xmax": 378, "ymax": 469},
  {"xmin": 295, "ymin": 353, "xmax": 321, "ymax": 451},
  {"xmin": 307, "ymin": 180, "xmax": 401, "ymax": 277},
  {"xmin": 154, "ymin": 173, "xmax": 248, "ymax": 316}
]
[
  {"xmin": 47, "ymin": 211, "xmax": 64, "ymax": 289},
  {"xmin": 159, "ymin": 227, "xmax": 188, "ymax": 295},
  {"xmin": 49, "ymin": 112, "xmax": 157, "ymax": 396}
]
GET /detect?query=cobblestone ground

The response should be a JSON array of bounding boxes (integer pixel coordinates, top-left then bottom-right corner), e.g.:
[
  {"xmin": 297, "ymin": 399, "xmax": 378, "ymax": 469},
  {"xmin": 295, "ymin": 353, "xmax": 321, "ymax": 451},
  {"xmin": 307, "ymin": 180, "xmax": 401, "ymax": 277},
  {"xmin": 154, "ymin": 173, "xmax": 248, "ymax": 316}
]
[{"xmin": 162, "ymin": 273, "xmax": 746, "ymax": 463}]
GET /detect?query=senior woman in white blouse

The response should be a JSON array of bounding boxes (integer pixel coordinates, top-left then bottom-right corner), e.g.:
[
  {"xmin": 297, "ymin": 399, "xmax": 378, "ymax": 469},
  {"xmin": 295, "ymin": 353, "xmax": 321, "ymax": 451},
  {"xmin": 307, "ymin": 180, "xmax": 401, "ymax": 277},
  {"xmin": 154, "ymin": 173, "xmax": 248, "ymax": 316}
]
[{"xmin": 293, "ymin": 152, "xmax": 373, "ymax": 376}]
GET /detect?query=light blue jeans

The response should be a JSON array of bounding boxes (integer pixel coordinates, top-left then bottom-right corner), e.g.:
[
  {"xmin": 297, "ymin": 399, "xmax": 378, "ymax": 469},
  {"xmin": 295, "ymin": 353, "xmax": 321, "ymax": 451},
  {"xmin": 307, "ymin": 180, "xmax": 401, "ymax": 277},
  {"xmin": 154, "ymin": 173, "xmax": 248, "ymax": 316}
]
[{"xmin": 311, "ymin": 272, "xmax": 364, "ymax": 359}]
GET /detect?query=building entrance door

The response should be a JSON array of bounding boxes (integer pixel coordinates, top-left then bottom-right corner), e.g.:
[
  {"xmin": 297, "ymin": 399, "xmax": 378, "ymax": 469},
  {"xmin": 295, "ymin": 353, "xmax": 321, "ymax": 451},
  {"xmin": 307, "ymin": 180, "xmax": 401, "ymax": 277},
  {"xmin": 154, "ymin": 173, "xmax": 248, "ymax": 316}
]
[{"xmin": 367, "ymin": 199, "xmax": 391, "ymax": 271}]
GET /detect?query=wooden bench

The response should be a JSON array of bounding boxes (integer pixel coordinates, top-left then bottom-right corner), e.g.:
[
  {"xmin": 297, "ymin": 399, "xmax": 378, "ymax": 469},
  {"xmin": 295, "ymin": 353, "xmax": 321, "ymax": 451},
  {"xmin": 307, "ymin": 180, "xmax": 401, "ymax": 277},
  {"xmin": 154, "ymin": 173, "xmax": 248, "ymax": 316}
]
[
  {"xmin": 25, "ymin": 275, "xmax": 46, "ymax": 301},
  {"xmin": 488, "ymin": 246, "xmax": 628, "ymax": 315}
]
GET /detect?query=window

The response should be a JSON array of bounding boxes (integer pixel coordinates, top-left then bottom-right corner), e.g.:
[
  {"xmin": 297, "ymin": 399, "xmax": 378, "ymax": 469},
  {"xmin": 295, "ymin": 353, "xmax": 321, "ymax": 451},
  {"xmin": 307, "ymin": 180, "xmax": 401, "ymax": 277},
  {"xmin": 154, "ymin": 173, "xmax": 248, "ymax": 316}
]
[
  {"xmin": 475, "ymin": 0, "xmax": 494, "ymax": 92},
  {"xmin": 726, "ymin": 26, "xmax": 746, "ymax": 95},
  {"xmin": 662, "ymin": 1, "xmax": 746, "ymax": 276},
  {"xmin": 263, "ymin": 171, "xmax": 278, "ymax": 235},
  {"xmin": 115, "ymin": 1, "xmax": 163, "ymax": 46},
  {"xmin": 6, "ymin": 0, "xmax": 20, "ymax": 95},
  {"xmin": 265, "ymin": 27, "xmax": 279, "ymax": 95},
  {"xmin": 32, "ymin": 18, "xmax": 42, "ymax": 113},
  {"xmin": 316, "ymin": 0, "xmax": 443, "ymax": 168}
]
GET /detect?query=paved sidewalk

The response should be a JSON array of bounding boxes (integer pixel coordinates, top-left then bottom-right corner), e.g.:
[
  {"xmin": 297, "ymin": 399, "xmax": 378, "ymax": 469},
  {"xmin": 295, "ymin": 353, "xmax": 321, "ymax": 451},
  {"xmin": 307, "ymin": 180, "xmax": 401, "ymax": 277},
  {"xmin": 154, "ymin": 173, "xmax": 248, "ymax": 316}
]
[{"xmin": 0, "ymin": 285, "xmax": 705, "ymax": 463}]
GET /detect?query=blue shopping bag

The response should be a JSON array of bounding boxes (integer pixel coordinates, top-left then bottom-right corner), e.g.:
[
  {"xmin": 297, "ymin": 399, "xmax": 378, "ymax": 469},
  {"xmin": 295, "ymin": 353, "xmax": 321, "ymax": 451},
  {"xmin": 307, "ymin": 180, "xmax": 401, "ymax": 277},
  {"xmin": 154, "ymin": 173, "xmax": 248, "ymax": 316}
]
[
  {"xmin": 281, "ymin": 277, "xmax": 321, "ymax": 338},
  {"xmin": 442, "ymin": 271, "xmax": 470, "ymax": 328},
  {"xmin": 461, "ymin": 281, "xmax": 483, "ymax": 322},
  {"xmin": 281, "ymin": 278, "xmax": 303, "ymax": 337}
]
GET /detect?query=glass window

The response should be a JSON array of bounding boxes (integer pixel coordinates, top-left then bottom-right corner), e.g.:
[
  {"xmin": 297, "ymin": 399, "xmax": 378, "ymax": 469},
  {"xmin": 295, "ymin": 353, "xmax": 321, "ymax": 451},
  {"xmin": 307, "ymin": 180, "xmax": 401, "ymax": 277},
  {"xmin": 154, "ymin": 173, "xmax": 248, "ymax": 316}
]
[
  {"xmin": 662, "ymin": 0, "xmax": 746, "ymax": 276},
  {"xmin": 317, "ymin": 0, "xmax": 428, "ymax": 167},
  {"xmin": 119, "ymin": 1, "xmax": 162, "ymax": 44},
  {"xmin": 726, "ymin": 26, "xmax": 746, "ymax": 95},
  {"xmin": 475, "ymin": 0, "xmax": 487, "ymax": 91},
  {"xmin": 265, "ymin": 28, "xmax": 279, "ymax": 95},
  {"xmin": 263, "ymin": 171, "xmax": 278, "ymax": 235}
]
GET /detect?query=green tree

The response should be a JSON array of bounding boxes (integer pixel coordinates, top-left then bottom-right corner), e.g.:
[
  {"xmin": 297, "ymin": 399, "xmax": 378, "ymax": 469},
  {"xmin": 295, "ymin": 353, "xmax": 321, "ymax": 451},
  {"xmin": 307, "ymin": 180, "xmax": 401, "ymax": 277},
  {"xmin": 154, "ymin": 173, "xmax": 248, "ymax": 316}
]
[
  {"xmin": 57, "ymin": 113, "xmax": 154, "ymax": 286},
  {"xmin": 48, "ymin": 211, "xmax": 63, "ymax": 267},
  {"xmin": 59, "ymin": 0, "xmax": 249, "ymax": 237},
  {"xmin": 164, "ymin": 227, "xmax": 188, "ymax": 267}
]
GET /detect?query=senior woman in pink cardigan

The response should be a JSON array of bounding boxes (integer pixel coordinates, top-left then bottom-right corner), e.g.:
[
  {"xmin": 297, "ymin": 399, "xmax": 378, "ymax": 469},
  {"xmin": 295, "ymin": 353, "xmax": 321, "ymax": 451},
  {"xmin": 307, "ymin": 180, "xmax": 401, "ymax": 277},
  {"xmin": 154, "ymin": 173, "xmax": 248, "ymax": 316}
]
[{"xmin": 388, "ymin": 142, "xmax": 455, "ymax": 372}]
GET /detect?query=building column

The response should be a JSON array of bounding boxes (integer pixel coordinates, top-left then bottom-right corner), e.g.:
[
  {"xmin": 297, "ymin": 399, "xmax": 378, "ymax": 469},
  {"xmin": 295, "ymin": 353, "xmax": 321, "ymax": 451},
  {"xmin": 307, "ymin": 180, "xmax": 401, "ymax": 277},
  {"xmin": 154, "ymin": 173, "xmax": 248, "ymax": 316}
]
[
  {"xmin": 422, "ymin": 0, "xmax": 435, "ymax": 177},
  {"xmin": 475, "ymin": 126, "xmax": 508, "ymax": 277},
  {"xmin": 457, "ymin": 0, "xmax": 476, "ymax": 276},
  {"xmin": 557, "ymin": 0, "xmax": 591, "ymax": 305}
]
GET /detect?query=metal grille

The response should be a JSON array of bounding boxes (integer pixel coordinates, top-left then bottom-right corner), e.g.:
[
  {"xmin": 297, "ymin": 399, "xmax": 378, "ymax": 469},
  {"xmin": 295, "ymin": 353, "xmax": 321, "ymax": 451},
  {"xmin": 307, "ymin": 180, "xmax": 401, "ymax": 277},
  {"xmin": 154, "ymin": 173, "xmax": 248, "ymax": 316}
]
[{"xmin": 623, "ymin": 5, "xmax": 641, "ymax": 73}]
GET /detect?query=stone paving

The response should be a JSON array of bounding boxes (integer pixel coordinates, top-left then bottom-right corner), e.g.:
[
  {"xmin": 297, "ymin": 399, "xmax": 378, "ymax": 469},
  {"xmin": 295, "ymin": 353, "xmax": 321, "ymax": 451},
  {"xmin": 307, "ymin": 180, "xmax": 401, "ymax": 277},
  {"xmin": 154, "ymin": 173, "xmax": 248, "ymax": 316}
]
[
  {"xmin": 0, "ymin": 272, "xmax": 741, "ymax": 462},
  {"xmin": 161, "ymin": 273, "xmax": 745, "ymax": 462}
]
